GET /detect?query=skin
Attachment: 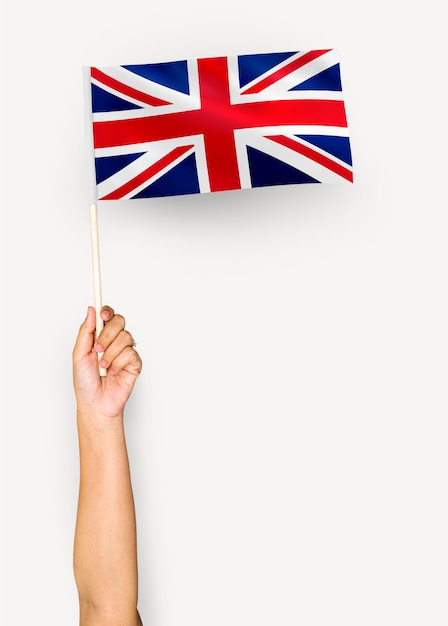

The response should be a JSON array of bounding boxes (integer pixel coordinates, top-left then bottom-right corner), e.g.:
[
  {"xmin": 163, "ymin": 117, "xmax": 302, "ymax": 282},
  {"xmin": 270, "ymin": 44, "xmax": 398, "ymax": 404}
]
[{"xmin": 73, "ymin": 305, "xmax": 143, "ymax": 626}]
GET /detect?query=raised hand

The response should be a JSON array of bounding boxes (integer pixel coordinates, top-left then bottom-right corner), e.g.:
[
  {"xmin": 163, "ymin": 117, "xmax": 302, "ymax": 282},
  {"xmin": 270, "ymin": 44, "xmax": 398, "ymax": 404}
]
[{"xmin": 73, "ymin": 305, "xmax": 142, "ymax": 420}]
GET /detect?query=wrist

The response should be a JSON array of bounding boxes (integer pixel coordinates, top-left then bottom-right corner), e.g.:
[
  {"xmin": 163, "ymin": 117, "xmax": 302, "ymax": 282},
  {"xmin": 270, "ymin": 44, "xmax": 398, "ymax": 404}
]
[
  {"xmin": 76, "ymin": 392, "xmax": 125, "ymax": 418},
  {"xmin": 76, "ymin": 410, "xmax": 127, "ymax": 461},
  {"xmin": 77, "ymin": 407, "xmax": 124, "ymax": 434}
]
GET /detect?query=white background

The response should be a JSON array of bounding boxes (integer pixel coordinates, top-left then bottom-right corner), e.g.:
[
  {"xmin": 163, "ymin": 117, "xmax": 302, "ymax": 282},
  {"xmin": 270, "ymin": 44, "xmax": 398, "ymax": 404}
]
[{"xmin": 1, "ymin": 2, "xmax": 447, "ymax": 624}]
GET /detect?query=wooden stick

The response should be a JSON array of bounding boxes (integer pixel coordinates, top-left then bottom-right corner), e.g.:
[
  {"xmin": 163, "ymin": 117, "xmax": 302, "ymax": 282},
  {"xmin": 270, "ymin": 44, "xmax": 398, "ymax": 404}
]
[{"xmin": 89, "ymin": 203, "xmax": 107, "ymax": 376}]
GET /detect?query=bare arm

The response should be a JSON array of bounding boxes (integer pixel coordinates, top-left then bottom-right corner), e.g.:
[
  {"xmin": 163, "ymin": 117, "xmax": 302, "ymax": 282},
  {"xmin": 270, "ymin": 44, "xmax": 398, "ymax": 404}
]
[{"xmin": 73, "ymin": 306, "xmax": 143, "ymax": 626}]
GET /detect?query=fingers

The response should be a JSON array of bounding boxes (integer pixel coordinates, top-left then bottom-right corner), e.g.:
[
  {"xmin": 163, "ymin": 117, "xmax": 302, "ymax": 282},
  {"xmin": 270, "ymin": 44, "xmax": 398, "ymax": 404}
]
[
  {"xmin": 94, "ymin": 305, "xmax": 140, "ymax": 374},
  {"xmin": 73, "ymin": 307, "xmax": 96, "ymax": 361},
  {"xmin": 108, "ymin": 345, "xmax": 142, "ymax": 376},
  {"xmin": 94, "ymin": 310, "xmax": 126, "ymax": 353},
  {"xmin": 98, "ymin": 329, "xmax": 135, "ymax": 370}
]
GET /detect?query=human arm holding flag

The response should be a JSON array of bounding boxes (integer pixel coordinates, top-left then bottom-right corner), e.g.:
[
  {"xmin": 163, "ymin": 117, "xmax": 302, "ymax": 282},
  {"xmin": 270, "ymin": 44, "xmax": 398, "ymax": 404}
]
[{"xmin": 73, "ymin": 305, "xmax": 143, "ymax": 626}]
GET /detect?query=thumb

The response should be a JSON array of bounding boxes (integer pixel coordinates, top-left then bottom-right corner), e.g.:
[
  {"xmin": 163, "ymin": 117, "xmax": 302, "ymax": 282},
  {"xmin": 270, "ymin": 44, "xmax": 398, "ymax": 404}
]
[{"xmin": 73, "ymin": 306, "xmax": 97, "ymax": 361}]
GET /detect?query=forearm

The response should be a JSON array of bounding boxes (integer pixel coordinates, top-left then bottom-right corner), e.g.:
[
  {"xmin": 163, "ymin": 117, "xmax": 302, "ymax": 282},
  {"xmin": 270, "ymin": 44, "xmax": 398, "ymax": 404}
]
[{"xmin": 74, "ymin": 410, "xmax": 140, "ymax": 622}]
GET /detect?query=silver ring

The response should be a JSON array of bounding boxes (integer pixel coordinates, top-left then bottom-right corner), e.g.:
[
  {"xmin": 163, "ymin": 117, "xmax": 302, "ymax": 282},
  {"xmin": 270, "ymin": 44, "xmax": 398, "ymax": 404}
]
[{"xmin": 131, "ymin": 340, "xmax": 137, "ymax": 348}]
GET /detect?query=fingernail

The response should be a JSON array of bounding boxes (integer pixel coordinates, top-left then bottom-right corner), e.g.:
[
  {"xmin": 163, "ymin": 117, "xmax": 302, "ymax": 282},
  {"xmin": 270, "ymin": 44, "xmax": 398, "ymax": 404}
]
[
  {"xmin": 99, "ymin": 359, "xmax": 109, "ymax": 368},
  {"xmin": 94, "ymin": 343, "xmax": 104, "ymax": 352}
]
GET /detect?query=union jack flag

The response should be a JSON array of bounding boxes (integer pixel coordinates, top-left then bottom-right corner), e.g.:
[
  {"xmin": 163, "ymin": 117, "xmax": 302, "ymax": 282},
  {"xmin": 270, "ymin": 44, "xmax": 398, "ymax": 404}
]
[{"xmin": 85, "ymin": 49, "xmax": 353, "ymax": 200}]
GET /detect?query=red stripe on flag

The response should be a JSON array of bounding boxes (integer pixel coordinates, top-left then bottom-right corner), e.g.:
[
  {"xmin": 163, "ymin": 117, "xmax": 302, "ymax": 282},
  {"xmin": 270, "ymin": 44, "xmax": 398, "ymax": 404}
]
[
  {"xmin": 196, "ymin": 57, "xmax": 241, "ymax": 192},
  {"xmin": 100, "ymin": 145, "xmax": 194, "ymax": 200},
  {"xmin": 94, "ymin": 100, "xmax": 348, "ymax": 149},
  {"xmin": 267, "ymin": 135, "xmax": 353, "ymax": 182},
  {"xmin": 91, "ymin": 67, "xmax": 171, "ymax": 107},
  {"xmin": 241, "ymin": 50, "xmax": 331, "ymax": 95}
]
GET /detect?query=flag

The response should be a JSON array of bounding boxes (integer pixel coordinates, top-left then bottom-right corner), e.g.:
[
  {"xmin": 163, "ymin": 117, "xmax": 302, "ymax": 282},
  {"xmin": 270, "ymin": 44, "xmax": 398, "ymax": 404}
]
[{"xmin": 84, "ymin": 49, "xmax": 353, "ymax": 201}]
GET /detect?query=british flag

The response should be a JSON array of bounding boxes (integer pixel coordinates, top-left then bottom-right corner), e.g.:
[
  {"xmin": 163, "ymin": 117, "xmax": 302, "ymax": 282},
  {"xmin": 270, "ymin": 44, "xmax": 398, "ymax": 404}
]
[{"xmin": 85, "ymin": 49, "xmax": 353, "ymax": 200}]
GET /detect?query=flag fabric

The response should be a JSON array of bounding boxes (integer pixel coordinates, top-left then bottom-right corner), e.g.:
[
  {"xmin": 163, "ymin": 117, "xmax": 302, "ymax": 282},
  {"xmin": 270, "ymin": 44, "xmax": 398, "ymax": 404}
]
[{"xmin": 84, "ymin": 49, "xmax": 353, "ymax": 201}]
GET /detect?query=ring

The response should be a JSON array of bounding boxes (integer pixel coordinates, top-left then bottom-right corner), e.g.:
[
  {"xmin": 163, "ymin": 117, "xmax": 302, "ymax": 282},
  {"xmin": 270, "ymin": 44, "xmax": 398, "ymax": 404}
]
[{"xmin": 131, "ymin": 340, "xmax": 137, "ymax": 348}]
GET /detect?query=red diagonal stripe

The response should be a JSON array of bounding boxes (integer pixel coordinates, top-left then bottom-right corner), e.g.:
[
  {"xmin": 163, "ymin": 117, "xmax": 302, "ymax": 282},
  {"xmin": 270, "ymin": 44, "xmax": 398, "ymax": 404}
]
[
  {"xmin": 267, "ymin": 134, "xmax": 353, "ymax": 182},
  {"xmin": 100, "ymin": 145, "xmax": 194, "ymax": 200},
  {"xmin": 241, "ymin": 50, "xmax": 331, "ymax": 95},
  {"xmin": 91, "ymin": 67, "xmax": 171, "ymax": 107}
]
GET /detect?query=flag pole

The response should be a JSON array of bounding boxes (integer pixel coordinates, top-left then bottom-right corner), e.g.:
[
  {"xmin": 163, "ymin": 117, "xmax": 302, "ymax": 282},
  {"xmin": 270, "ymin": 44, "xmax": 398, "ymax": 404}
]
[
  {"xmin": 90, "ymin": 203, "xmax": 107, "ymax": 376},
  {"xmin": 83, "ymin": 67, "xmax": 106, "ymax": 376}
]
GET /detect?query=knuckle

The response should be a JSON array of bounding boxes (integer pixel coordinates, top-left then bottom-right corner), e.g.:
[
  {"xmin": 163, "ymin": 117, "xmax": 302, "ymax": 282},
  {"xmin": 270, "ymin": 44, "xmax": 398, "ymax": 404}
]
[
  {"xmin": 114, "ymin": 314, "xmax": 126, "ymax": 327},
  {"xmin": 127, "ymin": 345, "xmax": 142, "ymax": 365},
  {"xmin": 131, "ymin": 350, "xmax": 143, "ymax": 372},
  {"xmin": 121, "ymin": 330, "xmax": 133, "ymax": 344}
]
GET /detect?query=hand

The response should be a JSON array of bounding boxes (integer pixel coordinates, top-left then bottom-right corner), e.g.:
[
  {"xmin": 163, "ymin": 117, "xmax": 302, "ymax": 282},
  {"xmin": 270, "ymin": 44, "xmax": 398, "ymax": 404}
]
[{"xmin": 73, "ymin": 306, "xmax": 142, "ymax": 419}]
